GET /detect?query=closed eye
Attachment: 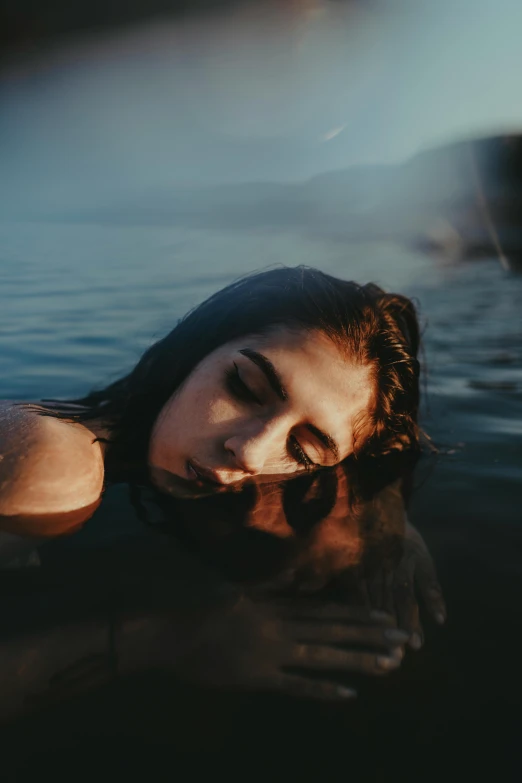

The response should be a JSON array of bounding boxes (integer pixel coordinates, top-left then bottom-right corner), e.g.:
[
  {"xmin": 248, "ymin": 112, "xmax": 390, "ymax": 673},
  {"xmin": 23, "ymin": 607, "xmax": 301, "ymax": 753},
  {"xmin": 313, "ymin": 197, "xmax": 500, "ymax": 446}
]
[
  {"xmin": 288, "ymin": 435, "xmax": 317, "ymax": 471},
  {"xmin": 225, "ymin": 362, "xmax": 262, "ymax": 405},
  {"xmin": 225, "ymin": 361, "xmax": 318, "ymax": 472}
]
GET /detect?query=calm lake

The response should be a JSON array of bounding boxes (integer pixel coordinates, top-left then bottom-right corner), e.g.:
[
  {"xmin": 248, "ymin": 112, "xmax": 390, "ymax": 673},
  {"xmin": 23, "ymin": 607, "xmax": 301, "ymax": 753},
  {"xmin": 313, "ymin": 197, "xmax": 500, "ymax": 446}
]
[{"xmin": 1, "ymin": 219, "xmax": 521, "ymax": 777}]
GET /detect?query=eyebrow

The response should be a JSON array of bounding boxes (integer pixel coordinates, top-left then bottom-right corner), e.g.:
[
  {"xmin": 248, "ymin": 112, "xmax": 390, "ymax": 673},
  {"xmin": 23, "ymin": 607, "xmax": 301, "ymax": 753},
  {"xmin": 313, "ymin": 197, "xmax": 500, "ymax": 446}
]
[
  {"xmin": 239, "ymin": 348, "xmax": 341, "ymax": 462},
  {"xmin": 239, "ymin": 348, "xmax": 288, "ymax": 401}
]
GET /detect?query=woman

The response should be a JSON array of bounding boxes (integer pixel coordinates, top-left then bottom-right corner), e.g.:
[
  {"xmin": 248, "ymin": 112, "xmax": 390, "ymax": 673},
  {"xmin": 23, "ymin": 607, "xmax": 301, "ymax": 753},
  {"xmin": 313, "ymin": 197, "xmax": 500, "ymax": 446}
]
[
  {"xmin": 0, "ymin": 266, "xmax": 426, "ymax": 717},
  {"xmin": 0, "ymin": 266, "xmax": 421, "ymax": 519}
]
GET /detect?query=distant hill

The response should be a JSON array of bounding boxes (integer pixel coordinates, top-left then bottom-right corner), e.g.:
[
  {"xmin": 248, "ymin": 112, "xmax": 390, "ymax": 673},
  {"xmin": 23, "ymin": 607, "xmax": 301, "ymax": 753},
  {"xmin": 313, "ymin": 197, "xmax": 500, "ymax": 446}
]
[{"xmin": 68, "ymin": 134, "xmax": 522, "ymax": 264}]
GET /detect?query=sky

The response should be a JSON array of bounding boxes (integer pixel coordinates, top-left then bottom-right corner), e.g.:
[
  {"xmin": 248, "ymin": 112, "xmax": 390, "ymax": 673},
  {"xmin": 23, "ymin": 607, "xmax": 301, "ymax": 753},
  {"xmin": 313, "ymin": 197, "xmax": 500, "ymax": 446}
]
[{"xmin": 1, "ymin": 0, "xmax": 522, "ymax": 213}]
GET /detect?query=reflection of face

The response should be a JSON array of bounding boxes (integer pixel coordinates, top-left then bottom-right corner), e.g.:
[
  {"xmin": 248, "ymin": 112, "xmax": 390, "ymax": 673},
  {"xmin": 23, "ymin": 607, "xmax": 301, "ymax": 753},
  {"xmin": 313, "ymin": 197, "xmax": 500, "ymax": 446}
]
[{"xmin": 148, "ymin": 327, "xmax": 373, "ymax": 497}]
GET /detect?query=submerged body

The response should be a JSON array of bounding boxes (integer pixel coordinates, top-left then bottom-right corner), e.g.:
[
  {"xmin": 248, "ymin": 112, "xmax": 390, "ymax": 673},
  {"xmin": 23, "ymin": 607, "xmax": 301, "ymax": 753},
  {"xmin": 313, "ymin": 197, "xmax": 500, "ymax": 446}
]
[{"xmin": 0, "ymin": 455, "xmax": 445, "ymax": 723}]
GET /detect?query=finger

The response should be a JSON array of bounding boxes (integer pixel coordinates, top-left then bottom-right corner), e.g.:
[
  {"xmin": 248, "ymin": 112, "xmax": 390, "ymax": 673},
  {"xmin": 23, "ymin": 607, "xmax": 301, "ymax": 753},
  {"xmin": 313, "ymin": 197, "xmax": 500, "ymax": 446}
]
[
  {"xmin": 393, "ymin": 578, "xmax": 424, "ymax": 649},
  {"xmin": 406, "ymin": 525, "xmax": 447, "ymax": 625},
  {"xmin": 415, "ymin": 567, "xmax": 447, "ymax": 625},
  {"xmin": 274, "ymin": 674, "xmax": 357, "ymax": 702},
  {"xmin": 287, "ymin": 622, "xmax": 410, "ymax": 649},
  {"xmin": 393, "ymin": 572, "xmax": 414, "ymax": 625},
  {"xmin": 289, "ymin": 643, "xmax": 403, "ymax": 675},
  {"xmin": 395, "ymin": 592, "xmax": 424, "ymax": 650},
  {"xmin": 275, "ymin": 603, "xmax": 397, "ymax": 626},
  {"xmin": 409, "ymin": 619, "xmax": 424, "ymax": 651}
]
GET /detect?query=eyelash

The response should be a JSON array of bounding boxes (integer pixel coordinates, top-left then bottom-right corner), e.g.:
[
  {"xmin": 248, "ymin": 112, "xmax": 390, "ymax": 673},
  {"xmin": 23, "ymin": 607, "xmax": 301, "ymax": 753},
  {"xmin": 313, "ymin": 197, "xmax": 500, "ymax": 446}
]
[
  {"xmin": 288, "ymin": 436, "xmax": 315, "ymax": 472},
  {"xmin": 225, "ymin": 362, "xmax": 316, "ymax": 472},
  {"xmin": 225, "ymin": 362, "xmax": 262, "ymax": 405}
]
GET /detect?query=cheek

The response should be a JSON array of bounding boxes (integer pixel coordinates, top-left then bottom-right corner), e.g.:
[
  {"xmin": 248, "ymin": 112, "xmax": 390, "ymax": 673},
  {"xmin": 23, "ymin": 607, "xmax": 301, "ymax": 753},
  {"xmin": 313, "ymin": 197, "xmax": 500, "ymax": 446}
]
[{"xmin": 203, "ymin": 396, "xmax": 244, "ymax": 426}]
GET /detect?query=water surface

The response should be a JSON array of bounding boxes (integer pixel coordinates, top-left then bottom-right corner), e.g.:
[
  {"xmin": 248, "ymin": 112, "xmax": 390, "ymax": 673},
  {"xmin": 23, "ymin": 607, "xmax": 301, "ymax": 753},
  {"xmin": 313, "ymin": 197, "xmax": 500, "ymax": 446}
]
[{"xmin": 1, "ymin": 220, "xmax": 521, "ymax": 777}]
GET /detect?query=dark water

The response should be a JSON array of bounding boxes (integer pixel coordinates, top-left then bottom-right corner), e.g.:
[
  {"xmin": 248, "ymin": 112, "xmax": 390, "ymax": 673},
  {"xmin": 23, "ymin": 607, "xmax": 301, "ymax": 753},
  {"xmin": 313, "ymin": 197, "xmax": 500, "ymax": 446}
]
[{"xmin": 1, "ymin": 221, "xmax": 521, "ymax": 778}]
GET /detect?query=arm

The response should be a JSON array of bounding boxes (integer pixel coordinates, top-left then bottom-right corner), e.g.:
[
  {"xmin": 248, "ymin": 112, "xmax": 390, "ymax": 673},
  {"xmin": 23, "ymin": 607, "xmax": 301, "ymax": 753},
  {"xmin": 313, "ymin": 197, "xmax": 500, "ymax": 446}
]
[
  {"xmin": 0, "ymin": 540, "xmax": 203, "ymax": 723},
  {"xmin": 0, "ymin": 536, "xmax": 408, "ymax": 723},
  {"xmin": 0, "ymin": 615, "xmax": 114, "ymax": 721}
]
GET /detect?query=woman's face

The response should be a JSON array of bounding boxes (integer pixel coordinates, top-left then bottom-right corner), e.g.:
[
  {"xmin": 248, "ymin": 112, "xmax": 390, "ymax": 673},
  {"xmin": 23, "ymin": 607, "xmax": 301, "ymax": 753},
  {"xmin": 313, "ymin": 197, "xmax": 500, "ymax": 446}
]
[{"xmin": 148, "ymin": 327, "xmax": 374, "ymax": 497}]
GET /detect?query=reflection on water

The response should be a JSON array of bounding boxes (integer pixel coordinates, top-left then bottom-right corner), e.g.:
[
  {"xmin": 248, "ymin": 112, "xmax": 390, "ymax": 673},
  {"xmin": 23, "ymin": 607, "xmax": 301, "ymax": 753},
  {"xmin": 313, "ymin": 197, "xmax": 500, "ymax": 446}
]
[{"xmin": 0, "ymin": 456, "xmax": 445, "ymax": 724}]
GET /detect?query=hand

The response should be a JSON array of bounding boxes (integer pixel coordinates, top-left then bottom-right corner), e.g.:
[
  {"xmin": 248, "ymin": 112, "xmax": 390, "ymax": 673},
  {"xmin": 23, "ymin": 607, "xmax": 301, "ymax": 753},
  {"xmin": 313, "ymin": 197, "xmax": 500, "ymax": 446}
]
[
  {"xmin": 119, "ymin": 598, "xmax": 409, "ymax": 701},
  {"xmin": 388, "ymin": 521, "xmax": 447, "ymax": 647},
  {"xmin": 344, "ymin": 520, "xmax": 447, "ymax": 649},
  {"xmin": 249, "ymin": 473, "xmax": 446, "ymax": 651}
]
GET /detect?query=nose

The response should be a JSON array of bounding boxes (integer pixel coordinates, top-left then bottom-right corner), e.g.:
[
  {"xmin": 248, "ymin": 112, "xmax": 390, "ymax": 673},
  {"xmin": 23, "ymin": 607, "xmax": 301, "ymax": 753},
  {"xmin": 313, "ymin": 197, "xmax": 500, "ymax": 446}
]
[{"xmin": 224, "ymin": 420, "xmax": 281, "ymax": 476}]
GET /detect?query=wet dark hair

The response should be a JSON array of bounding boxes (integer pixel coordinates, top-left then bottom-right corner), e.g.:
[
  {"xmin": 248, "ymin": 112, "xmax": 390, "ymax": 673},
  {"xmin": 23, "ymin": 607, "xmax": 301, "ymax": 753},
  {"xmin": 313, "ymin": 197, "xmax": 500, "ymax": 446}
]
[{"xmin": 41, "ymin": 266, "xmax": 421, "ymax": 473}]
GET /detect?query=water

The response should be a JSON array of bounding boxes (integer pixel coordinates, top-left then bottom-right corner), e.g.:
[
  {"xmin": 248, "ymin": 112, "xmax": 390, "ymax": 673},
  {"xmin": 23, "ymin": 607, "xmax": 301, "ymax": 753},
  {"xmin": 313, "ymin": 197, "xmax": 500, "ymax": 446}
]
[{"xmin": 1, "ymin": 219, "xmax": 521, "ymax": 777}]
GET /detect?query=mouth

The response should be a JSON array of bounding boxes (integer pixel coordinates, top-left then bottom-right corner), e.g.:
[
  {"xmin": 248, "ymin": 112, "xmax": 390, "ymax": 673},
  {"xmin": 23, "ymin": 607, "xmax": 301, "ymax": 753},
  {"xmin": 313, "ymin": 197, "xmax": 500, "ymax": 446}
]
[{"xmin": 186, "ymin": 459, "xmax": 226, "ymax": 489}]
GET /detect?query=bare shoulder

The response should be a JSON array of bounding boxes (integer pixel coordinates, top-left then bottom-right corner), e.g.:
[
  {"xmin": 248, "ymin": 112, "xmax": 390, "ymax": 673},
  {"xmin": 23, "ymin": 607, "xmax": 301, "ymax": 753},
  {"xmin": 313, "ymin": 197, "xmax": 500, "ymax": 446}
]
[{"xmin": 0, "ymin": 402, "xmax": 105, "ymax": 516}]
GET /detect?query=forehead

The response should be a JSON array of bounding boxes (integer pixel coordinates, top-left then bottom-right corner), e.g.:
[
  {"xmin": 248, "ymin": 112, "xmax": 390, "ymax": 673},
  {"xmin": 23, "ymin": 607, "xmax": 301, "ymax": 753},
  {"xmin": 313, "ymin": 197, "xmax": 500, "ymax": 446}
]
[{"xmin": 222, "ymin": 326, "xmax": 375, "ymax": 459}]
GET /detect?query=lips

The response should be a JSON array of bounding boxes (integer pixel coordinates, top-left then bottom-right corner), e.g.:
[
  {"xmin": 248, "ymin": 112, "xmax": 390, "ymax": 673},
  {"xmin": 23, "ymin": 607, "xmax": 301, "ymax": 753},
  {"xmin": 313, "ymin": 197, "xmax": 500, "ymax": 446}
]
[{"xmin": 186, "ymin": 459, "xmax": 226, "ymax": 488}]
